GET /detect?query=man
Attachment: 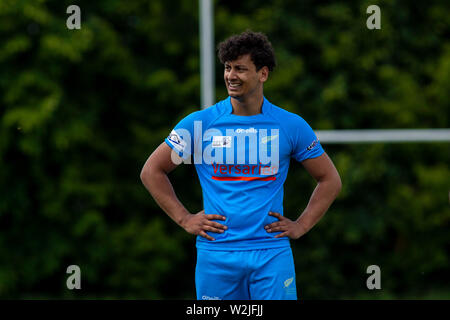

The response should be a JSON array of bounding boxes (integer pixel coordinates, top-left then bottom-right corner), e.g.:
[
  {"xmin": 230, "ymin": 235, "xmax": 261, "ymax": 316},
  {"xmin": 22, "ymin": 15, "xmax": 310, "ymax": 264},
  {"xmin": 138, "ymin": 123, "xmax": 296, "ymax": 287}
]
[{"xmin": 140, "ymin": 31, "xmax": 342, "ymax": 300}]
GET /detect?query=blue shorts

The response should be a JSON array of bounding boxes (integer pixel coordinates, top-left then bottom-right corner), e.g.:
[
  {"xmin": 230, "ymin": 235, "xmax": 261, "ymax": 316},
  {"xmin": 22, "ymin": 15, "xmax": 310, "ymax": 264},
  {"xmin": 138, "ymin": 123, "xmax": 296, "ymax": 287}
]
[{"xmin": 195, "ymin": 247, "xmax": 297, "ymax": 300}]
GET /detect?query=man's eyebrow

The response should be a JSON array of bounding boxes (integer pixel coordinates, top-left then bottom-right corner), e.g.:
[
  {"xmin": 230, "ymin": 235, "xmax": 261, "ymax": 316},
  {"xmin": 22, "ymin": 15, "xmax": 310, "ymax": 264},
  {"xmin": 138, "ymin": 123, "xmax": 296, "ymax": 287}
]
[{"xmin": 225, "ymin": 63, "xmax": 248, "ymax": 68}]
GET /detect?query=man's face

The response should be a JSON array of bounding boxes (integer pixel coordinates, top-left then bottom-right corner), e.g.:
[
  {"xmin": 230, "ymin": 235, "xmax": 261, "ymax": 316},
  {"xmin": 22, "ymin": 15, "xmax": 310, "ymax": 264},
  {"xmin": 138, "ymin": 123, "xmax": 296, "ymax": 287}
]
[{"xmin": 224, "ymin": 54, "xmax": 268, "ymax": 99}]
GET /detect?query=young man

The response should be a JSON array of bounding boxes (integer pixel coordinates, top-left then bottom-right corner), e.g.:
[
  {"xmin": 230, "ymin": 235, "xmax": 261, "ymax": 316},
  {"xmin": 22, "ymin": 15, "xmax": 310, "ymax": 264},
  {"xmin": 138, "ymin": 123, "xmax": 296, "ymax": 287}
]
[{"xmin": 140, "ymin": 31, "xmax": 341, "ymax": 300}]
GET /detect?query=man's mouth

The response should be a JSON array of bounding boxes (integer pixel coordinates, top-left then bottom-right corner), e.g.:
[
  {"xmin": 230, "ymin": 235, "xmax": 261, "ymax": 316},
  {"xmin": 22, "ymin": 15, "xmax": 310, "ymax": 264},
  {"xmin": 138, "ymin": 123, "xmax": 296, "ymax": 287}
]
[{"xmin": 228, "ymin": 82, "xmax": 242, "ymax": 89}]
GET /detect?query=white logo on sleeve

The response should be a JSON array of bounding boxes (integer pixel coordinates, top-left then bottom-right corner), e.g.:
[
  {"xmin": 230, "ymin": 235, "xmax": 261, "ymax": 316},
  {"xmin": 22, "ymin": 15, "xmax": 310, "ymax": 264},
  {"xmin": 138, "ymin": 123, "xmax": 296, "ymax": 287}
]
[
  {"xmin": 306, "ymin": 139, "xmax": 319, "ymax": 151},
  {"xmin": 168, "ymin": 130, "xmax": 187, "ymax": 153}
]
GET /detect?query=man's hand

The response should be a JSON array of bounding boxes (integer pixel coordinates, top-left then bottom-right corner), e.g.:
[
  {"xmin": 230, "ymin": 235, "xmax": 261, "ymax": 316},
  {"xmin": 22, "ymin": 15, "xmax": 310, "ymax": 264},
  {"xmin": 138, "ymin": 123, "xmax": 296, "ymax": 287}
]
[
  {"xmin": 181, "ymin": 210, "xmax": 227, "ymax": 241},
  {"xmin": 264, "ymin": 212, "xmax": 308, "ymax": 240}
]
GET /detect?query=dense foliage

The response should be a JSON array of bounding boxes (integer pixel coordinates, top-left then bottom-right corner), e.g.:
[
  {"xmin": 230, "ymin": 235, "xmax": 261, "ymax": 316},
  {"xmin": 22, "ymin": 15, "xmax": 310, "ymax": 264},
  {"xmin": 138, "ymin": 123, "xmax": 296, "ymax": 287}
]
[{"xmin": 0, "ymin": 0, "xmax": 448, "ymax": 299}]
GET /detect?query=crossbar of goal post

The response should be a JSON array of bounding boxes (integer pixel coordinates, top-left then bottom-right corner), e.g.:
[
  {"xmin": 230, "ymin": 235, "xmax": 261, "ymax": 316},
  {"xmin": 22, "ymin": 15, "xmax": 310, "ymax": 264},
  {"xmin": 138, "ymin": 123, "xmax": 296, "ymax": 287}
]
[
  {"xmin": 316, "ymin": 129, "xmax": 450, "ymax": 143},
  {"xmin": 198, "ymin": 2, "xmax": 449, "ymax": 143}
]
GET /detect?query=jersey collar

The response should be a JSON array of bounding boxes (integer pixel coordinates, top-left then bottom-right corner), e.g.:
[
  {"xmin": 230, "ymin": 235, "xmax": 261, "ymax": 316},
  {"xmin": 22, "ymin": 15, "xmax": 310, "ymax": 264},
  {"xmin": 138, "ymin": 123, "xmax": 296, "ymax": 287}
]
[{"xmin": 226, "ymin": 96, "xmax": 271, "ymax": 116}]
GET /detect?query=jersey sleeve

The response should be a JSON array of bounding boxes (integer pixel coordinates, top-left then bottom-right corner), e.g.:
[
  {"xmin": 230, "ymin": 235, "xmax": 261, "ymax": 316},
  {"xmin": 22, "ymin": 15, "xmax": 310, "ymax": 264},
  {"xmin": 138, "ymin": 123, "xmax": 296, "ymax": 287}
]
[
  {"xmin": 290, "ymin": 115, "xmax": 324, "ymax": 162},
  {"xmin": 164, "ymin": 111, "xmax": 200, "ymax": 161}
]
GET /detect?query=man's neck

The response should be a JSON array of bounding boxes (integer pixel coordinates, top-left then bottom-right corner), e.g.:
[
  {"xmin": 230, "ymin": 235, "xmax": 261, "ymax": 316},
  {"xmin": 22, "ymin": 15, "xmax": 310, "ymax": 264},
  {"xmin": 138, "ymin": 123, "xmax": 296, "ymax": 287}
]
[{"xmin": 230, "ymin": 94, "xmax": 264, "ymax": 116}]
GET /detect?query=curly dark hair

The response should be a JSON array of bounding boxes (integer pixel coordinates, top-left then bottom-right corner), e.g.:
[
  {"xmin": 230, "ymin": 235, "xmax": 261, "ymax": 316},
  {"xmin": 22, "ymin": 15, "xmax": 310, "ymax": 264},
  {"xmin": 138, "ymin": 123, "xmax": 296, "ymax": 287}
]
[{"xmin": 217, "ymin": 30, "xmax": 276, "ymax": 71}]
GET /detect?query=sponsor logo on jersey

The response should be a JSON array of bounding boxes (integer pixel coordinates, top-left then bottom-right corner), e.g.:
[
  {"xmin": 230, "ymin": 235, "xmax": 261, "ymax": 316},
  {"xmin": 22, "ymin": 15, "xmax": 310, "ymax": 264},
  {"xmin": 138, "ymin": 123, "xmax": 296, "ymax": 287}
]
[
  {"xmin": 284, "ymin": 277, "xmax": 294, "ymax": 288},
  {"xmin": 235, "ymin": 127, "xmax": 257, "ymax": 134},
  {"xmin": 168, "ymin": 130, "xmax": 187, "ymax": 152},
  {"xmin": 212, "ymin": 136, "xmax": 232, "ymax": 148},
  {"xmin": 307, "ymin": 139, "xmax": 319, "ymax": 151},
  {"xmin": 201, "ymin": 295, "xmax": 222, "ymax": 300},
  {"xmin": 211, "ymin": 163, "xmax": 278, "ymax": 181},
  {"xmin": 283, "ymin": 277, "xmax": 296, "ymax": 296},
  {"xmin": 261, "ymin": 135, "xmax": 278, "ymax": 144}
]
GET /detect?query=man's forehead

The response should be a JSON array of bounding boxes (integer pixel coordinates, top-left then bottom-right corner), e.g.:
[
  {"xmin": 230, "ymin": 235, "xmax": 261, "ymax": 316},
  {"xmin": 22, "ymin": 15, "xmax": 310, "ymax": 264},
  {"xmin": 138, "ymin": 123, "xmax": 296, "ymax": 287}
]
[{"xmin": 225, "ymin": 54, "xmax": 254, "ymax": 66}]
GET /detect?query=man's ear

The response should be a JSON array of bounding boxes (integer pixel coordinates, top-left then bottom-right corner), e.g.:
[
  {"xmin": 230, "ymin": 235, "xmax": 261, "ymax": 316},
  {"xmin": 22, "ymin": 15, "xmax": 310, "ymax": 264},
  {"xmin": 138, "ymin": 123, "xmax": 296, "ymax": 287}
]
[{"xmin": 259, "ymin": 66, "xmax": 269, "ymax": 83}]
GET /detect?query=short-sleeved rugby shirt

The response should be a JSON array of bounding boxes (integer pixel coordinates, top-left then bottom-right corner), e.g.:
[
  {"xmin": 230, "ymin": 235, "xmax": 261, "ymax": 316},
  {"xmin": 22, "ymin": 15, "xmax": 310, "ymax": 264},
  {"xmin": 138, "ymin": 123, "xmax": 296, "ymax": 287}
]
[{"xmin": 165, "ymin": 96, "xmax": 324, "ymax": 250}]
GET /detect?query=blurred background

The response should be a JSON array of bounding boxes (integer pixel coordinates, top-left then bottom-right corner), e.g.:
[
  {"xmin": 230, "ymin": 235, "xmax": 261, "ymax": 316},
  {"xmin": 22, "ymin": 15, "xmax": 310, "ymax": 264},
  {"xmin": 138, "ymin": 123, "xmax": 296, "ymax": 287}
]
[{"xmin": 0, "ymin": 0, "xmax": 449, "ymax": 299}]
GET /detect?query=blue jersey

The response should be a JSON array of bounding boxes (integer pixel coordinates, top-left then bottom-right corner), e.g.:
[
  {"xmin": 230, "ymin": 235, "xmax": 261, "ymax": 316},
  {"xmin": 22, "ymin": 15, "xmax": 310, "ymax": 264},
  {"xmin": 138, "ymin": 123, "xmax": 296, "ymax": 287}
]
[{"xmin": 165, "ymin": 96, "xmax": 324, "ymax": 250}]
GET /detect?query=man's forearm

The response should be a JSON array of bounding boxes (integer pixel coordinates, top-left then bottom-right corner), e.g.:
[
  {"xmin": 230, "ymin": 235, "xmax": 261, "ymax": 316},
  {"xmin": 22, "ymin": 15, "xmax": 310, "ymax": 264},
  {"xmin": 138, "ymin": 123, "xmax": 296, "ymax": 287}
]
[
  {"xmin": 296, "ymin": 177, "xmax": 341, "ymax": 232},
  {"xmin": 140, "ymin": 168, "xmax": 190, "ymax": 227}
]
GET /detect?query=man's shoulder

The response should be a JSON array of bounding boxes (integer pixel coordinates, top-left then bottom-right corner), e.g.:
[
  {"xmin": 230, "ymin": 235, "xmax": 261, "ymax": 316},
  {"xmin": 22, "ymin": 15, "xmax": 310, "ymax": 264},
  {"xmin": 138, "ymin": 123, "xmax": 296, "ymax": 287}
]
[{"xmin": 267, "ymin": 101, "xmax": 309, "ymax": 129}]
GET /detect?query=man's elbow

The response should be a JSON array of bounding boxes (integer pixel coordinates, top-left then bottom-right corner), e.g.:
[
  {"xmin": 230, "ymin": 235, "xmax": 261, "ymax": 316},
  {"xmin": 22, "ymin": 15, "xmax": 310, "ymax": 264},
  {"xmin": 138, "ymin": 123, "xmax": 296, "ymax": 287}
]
[
  {"xmin": 322, "ymin": 169, "xmax": 342, "ymax": 198},
  {"xmin": 334, "ymin": 171, "xmax": 342, "ymax": 196},
  {"xmin": 140, "ymin": 166, "xmax": 148, "ymax": 185},
  {"xmin": 140, "ymin": 161, "xmax": 155, "ymax": 185}
]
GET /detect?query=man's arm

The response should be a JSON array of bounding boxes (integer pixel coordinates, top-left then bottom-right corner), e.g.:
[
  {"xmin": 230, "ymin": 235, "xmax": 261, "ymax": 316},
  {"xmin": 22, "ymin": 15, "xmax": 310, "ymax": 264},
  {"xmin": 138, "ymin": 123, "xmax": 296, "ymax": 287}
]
[
  {"xmin": 140, "ymin": 142, "xmax": 227, "ymax": 241},
  {"xmin": 265, "ymin": 152, "xmax": 342, "ymax": 239}
]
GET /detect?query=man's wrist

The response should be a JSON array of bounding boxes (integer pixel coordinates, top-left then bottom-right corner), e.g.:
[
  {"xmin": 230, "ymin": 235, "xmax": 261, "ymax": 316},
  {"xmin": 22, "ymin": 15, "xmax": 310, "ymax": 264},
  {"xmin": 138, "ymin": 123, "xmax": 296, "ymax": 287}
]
[
  {"xmin": 177, "ymin": 211, "xmax": 192, "ymax": 229},
  {"xmin": 295, "ymin": 216, "xmax": 312, "ymax": 234}
]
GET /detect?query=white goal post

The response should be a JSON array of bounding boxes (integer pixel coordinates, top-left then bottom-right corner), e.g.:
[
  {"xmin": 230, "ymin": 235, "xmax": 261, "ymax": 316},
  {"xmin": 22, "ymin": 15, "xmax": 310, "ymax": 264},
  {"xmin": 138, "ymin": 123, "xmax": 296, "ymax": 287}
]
[{"xmin": 316, "ymin": 129, "xmax": 450, "ymax": 143}]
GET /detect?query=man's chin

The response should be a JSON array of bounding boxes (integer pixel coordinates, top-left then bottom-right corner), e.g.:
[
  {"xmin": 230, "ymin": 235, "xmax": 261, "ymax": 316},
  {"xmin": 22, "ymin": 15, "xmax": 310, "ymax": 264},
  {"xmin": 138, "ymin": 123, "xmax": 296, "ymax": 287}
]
[{"xmin": 228, "ymin": 91, "xmax": 243, "ymax": 100}]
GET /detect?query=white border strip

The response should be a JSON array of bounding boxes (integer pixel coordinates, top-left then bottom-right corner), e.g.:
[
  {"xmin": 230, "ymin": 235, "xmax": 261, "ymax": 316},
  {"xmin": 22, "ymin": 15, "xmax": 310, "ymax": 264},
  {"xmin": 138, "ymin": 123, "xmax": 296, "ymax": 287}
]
[{"xmin": 316, "ymin": 129, "xmax": 450, "ymax": 143}]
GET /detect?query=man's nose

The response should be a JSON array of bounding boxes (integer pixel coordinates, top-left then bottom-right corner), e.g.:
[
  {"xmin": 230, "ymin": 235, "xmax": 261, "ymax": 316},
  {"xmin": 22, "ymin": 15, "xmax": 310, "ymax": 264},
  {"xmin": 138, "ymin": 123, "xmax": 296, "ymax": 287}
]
[{"xmin": 227, "ymin": 68, "xmax": 238, "ymax": 79}]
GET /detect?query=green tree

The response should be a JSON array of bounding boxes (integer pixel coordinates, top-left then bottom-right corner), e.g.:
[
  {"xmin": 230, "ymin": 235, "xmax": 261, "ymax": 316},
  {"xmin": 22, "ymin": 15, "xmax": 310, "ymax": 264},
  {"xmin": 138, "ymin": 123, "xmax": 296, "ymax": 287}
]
[{"xmin": 0, "ymin": 0, "xmax": 448, "ymax": 299}]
